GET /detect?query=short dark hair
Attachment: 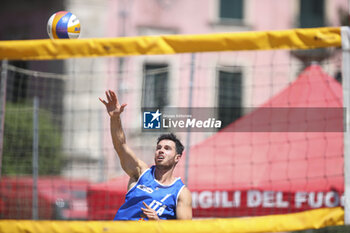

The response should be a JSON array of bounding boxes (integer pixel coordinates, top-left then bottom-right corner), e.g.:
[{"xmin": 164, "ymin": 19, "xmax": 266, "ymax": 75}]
[{"xmin": 157, "ymin": 133, "xmax": 184, "ymax": 155}]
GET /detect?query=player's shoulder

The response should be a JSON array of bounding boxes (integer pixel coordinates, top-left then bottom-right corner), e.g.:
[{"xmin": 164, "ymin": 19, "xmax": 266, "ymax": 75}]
[
  {"xmin": 178, "ymin": 186, "xmax": 192, "ymax": 201},
  {"xmin": 181, "ymin": 186, "xmax": 191, "ymax": 194},
  {"xmin": 177, "ymin": 186, "xmax": 192, "ymax": 210}
]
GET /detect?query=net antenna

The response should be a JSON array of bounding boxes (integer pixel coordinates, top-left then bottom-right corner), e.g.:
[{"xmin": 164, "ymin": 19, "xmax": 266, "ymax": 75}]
[
  {"xmin": 0, "ymin": 59, "xmax": 8, "ymax": 178},
  {"xmin": 342, "ymin": 26, "xmax": 350, "ymax": 225}
]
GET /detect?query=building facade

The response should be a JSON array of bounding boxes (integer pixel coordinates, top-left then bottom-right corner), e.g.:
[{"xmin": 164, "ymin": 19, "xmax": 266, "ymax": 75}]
[{"xmin": 62, "ymin": 0, "xmax": 348, "ymax": 181}]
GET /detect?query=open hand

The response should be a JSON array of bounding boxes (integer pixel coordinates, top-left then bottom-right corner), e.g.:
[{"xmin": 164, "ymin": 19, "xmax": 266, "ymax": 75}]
[
  {"xmin": 141, "ymin": 201, "xmax": 160, "ymax": 220},
  {"xmin": 99, "ymin": 90, "xmax": 127, "ymax": 117}
]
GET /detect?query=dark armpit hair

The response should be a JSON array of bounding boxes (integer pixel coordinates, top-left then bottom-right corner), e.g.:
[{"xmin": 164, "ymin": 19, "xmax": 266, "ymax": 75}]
[{"xmin": 157, "ymin": 133, "xmax": 184, "ymax": 155}]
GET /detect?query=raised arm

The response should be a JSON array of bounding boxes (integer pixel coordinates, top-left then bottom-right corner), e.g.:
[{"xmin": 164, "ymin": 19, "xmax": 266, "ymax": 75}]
[{"xmin": 99, "ymin": 90, "xmax": 148, "ymax": 180}]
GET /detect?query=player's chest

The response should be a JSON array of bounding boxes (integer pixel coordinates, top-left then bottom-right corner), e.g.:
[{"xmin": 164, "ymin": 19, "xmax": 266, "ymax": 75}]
[{"xmin": 132, "ymin": 182, "xmax": 176, "ymax": 204}]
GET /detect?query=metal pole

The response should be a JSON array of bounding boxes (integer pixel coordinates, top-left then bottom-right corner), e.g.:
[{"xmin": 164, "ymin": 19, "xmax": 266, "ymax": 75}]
[
  {"xmin": 98, "ymin": 109, "xmax": 105, "ymax": 182},
  {"xmin": 32, "ymin": 96, "xmax": 39, "ymax": 220},
  {"xmin": 118, "ymin": 0, "xmax": 127, "ymax": 93},
  {"xmin": 341, "ymin": 26, "xmax": 350, "ymax": 225},
  {"xmin": 184, "ymin": 53, "xmax": 195, "ymax": 185},
  {"xmin": 0, "ymin": 60, "xmax": 8, "ymax": 178}
]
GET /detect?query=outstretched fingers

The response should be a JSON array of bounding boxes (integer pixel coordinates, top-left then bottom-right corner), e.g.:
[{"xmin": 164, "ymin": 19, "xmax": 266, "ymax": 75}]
[
  {"xmin": 100, "ymin": 90, "xmax": 127, "ymax": 115},
  {"xmin": 98, "ymin": 97, "xmax": 107, "ymax": 105},
  {"xmin": 111, "ymin": 90, "xmax": 123, "ymax": 107},
  {"xmin": 99, "ymin": 90, "xmax": 117, "ymax": 105},
  {"xmin": 120, "ymin": 103, "xmax": 127, "ymax": 112},
  {"xmin": 106, "ymin": 90, "xmax": 113, "ymax": 103},
  {"xmin": 108, "ymin": 90, "xmax": 127, "ymax": 111},
  {"xmin": 109, "ymin": 90, "xmax": 117, "ymax": 103}
]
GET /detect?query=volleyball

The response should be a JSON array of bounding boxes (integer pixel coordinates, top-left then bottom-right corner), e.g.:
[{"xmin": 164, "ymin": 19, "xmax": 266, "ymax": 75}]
[{"xmin": 47, "ymin": 11, "xmax": 81, "ymax": 39}]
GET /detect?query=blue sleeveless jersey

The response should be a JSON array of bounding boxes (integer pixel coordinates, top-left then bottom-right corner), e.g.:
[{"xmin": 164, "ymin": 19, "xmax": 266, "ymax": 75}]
[{"xmin": 114, "ymin": 166, "xmax": 185, "ymax": 220}]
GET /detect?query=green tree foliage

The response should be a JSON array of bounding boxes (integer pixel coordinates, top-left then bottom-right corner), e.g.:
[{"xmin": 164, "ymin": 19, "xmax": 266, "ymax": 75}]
[{"xmin": 2, "ymin": 103, "xmax": 64, "ymax": 175}]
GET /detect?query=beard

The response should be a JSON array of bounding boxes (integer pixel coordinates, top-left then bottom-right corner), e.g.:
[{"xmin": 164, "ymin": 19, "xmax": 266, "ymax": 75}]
[{"xmin": 155, "ymin": 160, "xmax": 175, "ymax": 171}]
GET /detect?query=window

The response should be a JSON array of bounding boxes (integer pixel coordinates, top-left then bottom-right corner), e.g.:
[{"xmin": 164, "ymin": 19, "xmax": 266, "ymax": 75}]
[
  {"xmin": 299, "ymin": 0, "xmax": 325, "ymax": 28},
  {"xmin": 219, "ymin": 0, "xmax": 244, "ymax": 21},
  {"xmin": 142, "ymin": 64, "xmax": 169, "ymax": 111},
  {"xmin": 217, "ymin": 69, "xmax": 243, "ymax": 128}
]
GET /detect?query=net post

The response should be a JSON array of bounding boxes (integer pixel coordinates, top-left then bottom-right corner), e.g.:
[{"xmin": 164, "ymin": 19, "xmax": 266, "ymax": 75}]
[
  {"xmin": 184, "ymin": 53, "xmax": 196, "ymax": 185},
  {"xmin": 32, "ymin": 94, "xmax": 39, "ymax": 220},
  {"xmin": 342, "ymin": 26, "xmax": 350, "ymax": 225},
  {"xmin": 0, "ymin": 60, "xmax": 8, "ymax": 178}
]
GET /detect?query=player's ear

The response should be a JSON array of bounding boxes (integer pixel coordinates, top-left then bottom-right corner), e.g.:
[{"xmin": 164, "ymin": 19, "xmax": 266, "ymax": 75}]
[{"xmin": 175, "ymin": 154, "xmax": 182, "ymax": 163}]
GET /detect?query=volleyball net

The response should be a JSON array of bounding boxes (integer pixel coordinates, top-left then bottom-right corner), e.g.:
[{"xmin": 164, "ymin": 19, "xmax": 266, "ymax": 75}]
[{"xmin": 0, "ymin": 27, "xmax": 349, "ymax": 233}]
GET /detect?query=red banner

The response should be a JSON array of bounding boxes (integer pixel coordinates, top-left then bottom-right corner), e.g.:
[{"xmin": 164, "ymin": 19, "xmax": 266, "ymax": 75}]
[{"xmin": 192, "ymin": 190, "xmax": 343, "ymax": 217}]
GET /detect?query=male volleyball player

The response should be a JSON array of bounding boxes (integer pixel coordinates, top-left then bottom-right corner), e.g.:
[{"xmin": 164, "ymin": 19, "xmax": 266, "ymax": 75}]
[{"xmin": 99, "ymin": 90, "xmax": 192, "ymax": 220}]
